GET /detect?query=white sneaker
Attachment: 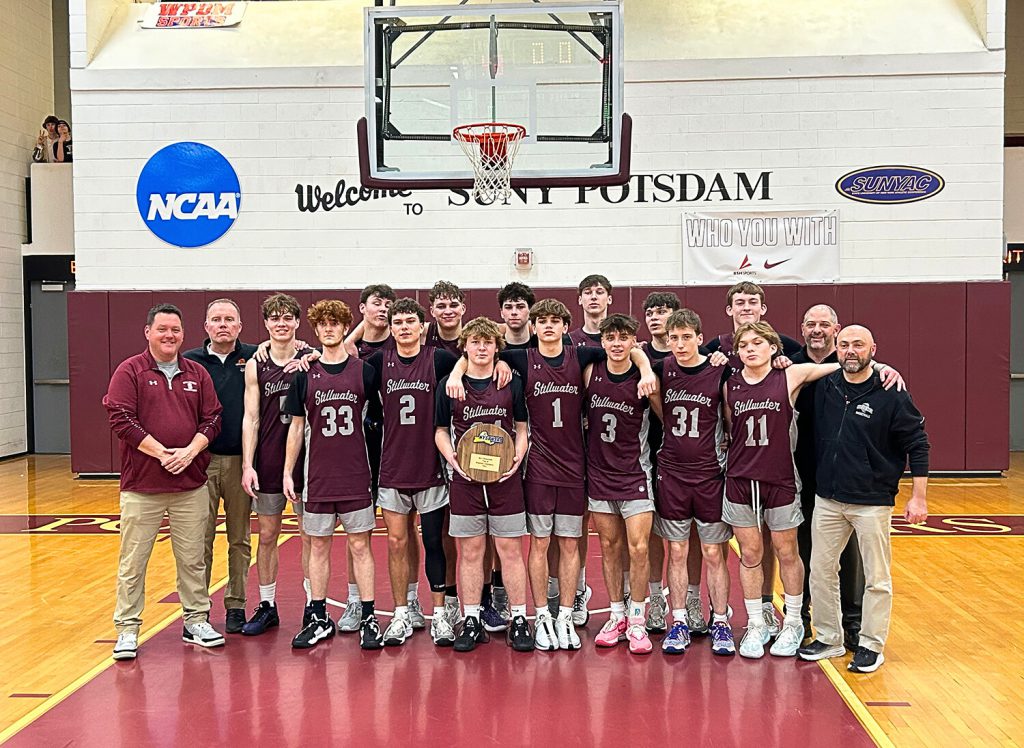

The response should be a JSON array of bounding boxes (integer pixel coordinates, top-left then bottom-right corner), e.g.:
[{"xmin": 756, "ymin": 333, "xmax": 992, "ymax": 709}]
[
  {"xmin": 444, "ymin": 598, "xmax": 462, "ymax": 630},
  {"xmin": 769, "ymin": 621, "xmax": 804, "ymax": 657},
  {"xmin": 182, "ymin": 621, "xmax": 225, "ymax": 648},
  {"xmin": 113, "ymin": 631, "xmax": 137, "ymax": 660},
  {"xmin": 555, "ymin": 611, "xmax": 581, "ymax": 650},
  {"xmin": 383, "ymin": 613, "xmax": 414, "ymax": 646},
  {"xmin": 571, "ymin": 585, "xmax": 593, "ymax": 627},
  {"xmin": 338, "ymin": 601, "xmax": 362, "ymax": 633},
  {"xmin": 430, "ymin": 614, "xmax": 456, "ymax": 647},
  {"xmin": 407, "ymin": 598, "xmax": 427, "ymax": 629},
  {"xmin": 762, "ymin": 604, "xmax": 781, "ymax": 638},
  {"xmin": 739, "ymin": 625, "xmax": 770, "ymax": 659},
  {"xmin": 686, "ymin": 595, "xmax": 709, "ymax": 635},
  {"xmin": 534, "ymin": 611, "xmax": 559, "ymax": 651}
]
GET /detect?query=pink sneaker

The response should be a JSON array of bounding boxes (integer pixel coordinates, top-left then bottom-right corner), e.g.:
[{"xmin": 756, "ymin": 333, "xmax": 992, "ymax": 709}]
[
  {"xmin": 595, "ymin": 616, "xmax": 627, "ymax": 647},
  {"xmin": 626, "ymin": 616, "xmax": 653, "ymax": 655}
]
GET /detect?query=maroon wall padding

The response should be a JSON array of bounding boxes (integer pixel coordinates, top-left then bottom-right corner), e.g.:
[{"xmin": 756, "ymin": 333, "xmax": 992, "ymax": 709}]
[
  {"xmin": 70, "ymin": 281, "xmax": 1011, "ymax": 474},
  {"xmin": 965, "ymin": 282, "xmax": 1011, "ymax": 470}
]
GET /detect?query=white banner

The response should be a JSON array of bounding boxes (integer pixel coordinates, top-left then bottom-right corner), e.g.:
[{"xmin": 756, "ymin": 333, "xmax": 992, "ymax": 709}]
[
  {"xmin": 142, "ymin": 2, "xmax": 247, "ymax": 29},
  {"xmin": 682, "ymin": 209, "xmax": 840, "ymax": 285}
]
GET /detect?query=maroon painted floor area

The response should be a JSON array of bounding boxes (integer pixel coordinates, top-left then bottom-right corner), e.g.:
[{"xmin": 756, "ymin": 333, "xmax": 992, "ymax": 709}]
[{"xmin": 8, "ymin": 536, "xmax": 874, "ymax": 747}]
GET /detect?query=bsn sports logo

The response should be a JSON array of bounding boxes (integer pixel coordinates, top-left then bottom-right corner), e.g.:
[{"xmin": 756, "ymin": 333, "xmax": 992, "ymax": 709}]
[{"xmin": 136, "ymin": 142, "xmax": 241, "ymax": 248}]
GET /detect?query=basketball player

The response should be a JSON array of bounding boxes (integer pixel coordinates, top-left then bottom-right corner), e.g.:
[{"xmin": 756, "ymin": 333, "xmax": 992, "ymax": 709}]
[
  {"xmin": 363, "ymin": 298, "xmax": 460, "ymax": 646},
  {"xmin": 704, "ymin": 281, "xmax": 801, "ymax": 635},
  {"xmin": 653, "ymin": 309, "xmax": 735, "ymax": 656},
  {"xmin": 434, "ymin": 317, "xmax": 534, "ymax": 653},
  {"xmin": 499, "ymin": 282, "xmax": 535, "ymax": 350},
  {"xmin": 569, "ymin": 274, "xmax": 613, "ymax": 347},
  {"xmin": 354, "ymin": 284, "xmax": 397, "ymax": 358},
  {"xmin": 586, "ymin": 314, "xmax": 661, "ymax": 655},
  {"xmin": 239, "ymin": 293, "xmax": 313, "ymax": 635},
  {"xmin": 282, "ymin": 300, "xmax": 384, "ymax": 651},
  {"xmin": 723, "ymin": 321, "xmax": 900, "ymax": 658},
  {"xmin": 425, "ymin": 280, "xmax": 467, "ymax": 356}
]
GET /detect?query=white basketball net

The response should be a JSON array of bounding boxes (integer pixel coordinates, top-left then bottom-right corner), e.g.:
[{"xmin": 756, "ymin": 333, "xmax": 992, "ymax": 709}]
[{"xmin": 453, "ymin": 123, "xmax": 526, "ymax": 205}]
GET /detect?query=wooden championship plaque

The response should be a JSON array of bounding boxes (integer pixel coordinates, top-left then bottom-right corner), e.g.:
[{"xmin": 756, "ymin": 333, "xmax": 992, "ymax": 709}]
[{"xmin": 455, "ymin": 422, "xmax": 516, "ymax": 483}]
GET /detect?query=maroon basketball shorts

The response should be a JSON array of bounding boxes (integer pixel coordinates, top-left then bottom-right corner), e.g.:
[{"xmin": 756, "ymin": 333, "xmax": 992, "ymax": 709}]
[
  {"xmin": 723, "ymin": 477, "xmax": 802, "ymax": 532},
  {"xmin": 653, "ymin": 470, "xmax": 732, "ymax": 544},
  {"xmin": 524, "ymin": 481, "xmax": 586, "ymax": 538},
  {"xmin": 302, "ymin": 497, "xmax": 375, "ymax": 537},
  {"xmin": 448, "ymin": 477, "xmax": 527, "ymax": 538}
]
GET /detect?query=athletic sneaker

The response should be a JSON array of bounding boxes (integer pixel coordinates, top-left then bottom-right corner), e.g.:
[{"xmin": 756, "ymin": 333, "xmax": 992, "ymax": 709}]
[
  {"xmin": 626, "ymin": 616, "xmax": 653, "ymax": 655},
  {"xmin": 546, "ymin": 594, "xmax": 560, "ymax": 618},
  {"xmin": 493, "ymin": 586, "xmax": 511, "ymax": 621},
  {"xmin": 534, "ymin": 611, "xmax": 559, "ymax": 652},
  {"xmin": 762, "ymin": 605, "xmax": 782, "ymax": 638},
  {"xmin": 848, "ymin": 647, "xmax": 885, "ymax": 673},
  {"xmin": 797, "ymin": 640, "xmax": 845, "ymax": 661},
  {"xmin": 555, "ymin": 611, "xmax": 581, "ymax": 650},
  {"xmin": 338, "ymin": 601, "xmax": 362, "ymax": 633},
  {"xmin": 454, "ymin": 616, "xmax": 486, "ymax": 652},
  {"xmin": 507, "ymin": 614, "xmax": 534, "ymax": 652},
  {"xmin": 662, "ymin": 621, "xmax": 691, "ymax": 655},
  {"xmin": 769, "ymin": 621, "xmax": 804, "ymax": 657},
  {"xmin": 710, "ymin": 621, "xmax": 736, "ymax": 656},
  {"xmin": 571, "ymin": 585, "xmax": 593, "ymax": 627},
  {"xmin": 383, "ymin": 613, "xmax": 413, "ymax": 646},
  {"xmin": 360, "ymin": 615, "xmax": 385, "ymax": 650},
  {"xmin": 444, "ymin": 598, "xmax": 462, "ymax": 631},
  {"xmin": 182, "ymin": 621, "xmax": 225, "ymax": 648},
  {"xmin": 646, "ymin": 592, "xmax": 668, "ymax": 634},
  {"xmin": 407, "ymin": 598, "xmax": 427, "ymax": 630},
  {"xmin": 241, "ymin": 602, "xmax": 279, "ymax": 636},
  {"xmin": 112, "ymin": 631, "xmax": 137, "ymax": 660},
  {"xmin": 431, "ymin": 614, "xmax": 456, "ymax": 647},
  {"xmin": 291, "ymin": 614, "xmax": 335, "ymax": 649},
  {"xmin": 302, "ymin": 604, "xmax": 313, "ymax": 629},
  {"xmin": 595, "ymin": 616, "xmax": 627, "ymax": 648},
  {"xmin": 686, "ymin": 595, "xmax": 709, "ymax": 635},
  {"xmin": 481, "ymin": 601, "xmax": 510, "ymax": 633},
  {"xmin": 225, "ymin": 608, "xmax": 246, "ymax": 634},
  {"xmin": 738, "ymin": 625, "xmax": 770, "ymax": 659}
]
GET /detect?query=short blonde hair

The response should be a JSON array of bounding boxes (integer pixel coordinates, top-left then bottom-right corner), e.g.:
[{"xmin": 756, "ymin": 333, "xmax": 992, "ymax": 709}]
[
  {"xmin": 459, "ymin": 316, "xmax": 504, "ymax": 352},
  {"xmin": 734, "ymin": 321, "xmax": 780, "ymax": 352}
]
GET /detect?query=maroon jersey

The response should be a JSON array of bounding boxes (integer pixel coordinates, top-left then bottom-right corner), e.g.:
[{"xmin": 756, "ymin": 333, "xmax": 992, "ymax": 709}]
[
  {"xmin": 725, "ymin": 367, "xmax": 798, "ymax": 489},
  {"xmin": 524, "ymin": 346, "xmax": 585, "ymax": 487},
  {"xmin": 425, "ymin": 323, "xmax": 461, "ymax": 356},
  {"xmin": 255, "ymin": 359, "xmax": 304, "ymax": 494},
  {"xmin": 300, "ymin": 360, "xmax": 372, "ymax": 504},
  {"xmin": 716, "ymin": 333, "xmax": 741, "ymax": 369},
  {"xmin": 585, "ymin": 361, "xmax": 651, "ymax": 500},
  {"xmin": 658, "ymin": 358, "xmax": 725, "ymax": 477},
  {"xmin": 448, "ymin": 379, "xmax": 518, "ymax": 486},
  {"xmin": 569, "ymin": 328, "xmax": 602, "ymax": 348},
  {"xmin": 379, "ymin": 348, "xmax": 444, "ymax": 490},
  {"xmin": 357, "ymin": 335, "xmax": 395, "ymax": 359}
]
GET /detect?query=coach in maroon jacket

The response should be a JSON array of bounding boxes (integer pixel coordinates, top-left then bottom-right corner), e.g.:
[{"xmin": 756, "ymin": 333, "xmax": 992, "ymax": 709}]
[{"xmin": 103, "ymin": 303, "xmax": 224, "ymax": 660}]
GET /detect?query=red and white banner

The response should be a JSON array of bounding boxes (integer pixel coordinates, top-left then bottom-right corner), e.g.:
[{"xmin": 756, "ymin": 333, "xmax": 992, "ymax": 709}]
[
  {"xmin": 142, "ymin": 2, "xmax": 247, "ymax": 29},
  {"xmin": 682, "ymin": 209, "xmax": 840, "ymax": 285}
]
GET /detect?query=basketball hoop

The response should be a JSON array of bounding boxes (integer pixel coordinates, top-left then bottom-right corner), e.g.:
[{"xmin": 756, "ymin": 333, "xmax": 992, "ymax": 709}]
[{"xmin": 453, "ymin": 122, "xmax": 526, "ymax": 205}]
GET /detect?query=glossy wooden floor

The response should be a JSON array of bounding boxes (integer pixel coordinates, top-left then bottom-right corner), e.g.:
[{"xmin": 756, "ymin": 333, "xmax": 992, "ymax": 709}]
[{"xmin": 0, "ymin": 454, "xmax": 1021, "ymax": 746}]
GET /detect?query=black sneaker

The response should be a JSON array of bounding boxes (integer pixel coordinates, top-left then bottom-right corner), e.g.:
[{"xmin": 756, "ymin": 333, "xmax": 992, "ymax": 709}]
[
  {"xmin": 291, "ymin": 614, "xmax": 335, "ymax": 649},
  {"xmin": 507, "ymin": 614, "xmax": 534, "ymax": 652},
  {"xmin": 848, "ymin": 647, "xmax": 884, "ymax": 673},
  {"xmin": 302, "ymin": 604, "xmax": 313, "ymax": 629},
  {"xmin": 360, "ymin": 615, "xmax": 384, "ymax": 650},
  {"xmin": 797, "ymin": 639, "xmax": 845, "ymax": 661},
  {"xmin": 844, "ymin": 629, "xmax": 860, "ymax": 653},
  {"xmin": 225, "ymin": 608, "xmax": 246, "ymax": 634},
  {"xmin": 241, "ymin": 602, "xmax": 280, "ymax": 636},
  {"xmin": 454, "ymin": 616, "xmax": 487, "ymax": 652}
]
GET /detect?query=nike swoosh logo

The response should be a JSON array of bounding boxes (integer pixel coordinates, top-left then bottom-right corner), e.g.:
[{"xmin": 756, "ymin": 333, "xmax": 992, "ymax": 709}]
[{"xmin": 764, "ymin": 259, "xmax": 791, "ymax": 269}]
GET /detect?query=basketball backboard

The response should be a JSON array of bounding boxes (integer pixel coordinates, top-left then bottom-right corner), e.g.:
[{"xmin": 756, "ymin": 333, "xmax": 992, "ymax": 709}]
[{"xmin": 358, "ymin": 1, "xmax": 629, "ymax": 191}]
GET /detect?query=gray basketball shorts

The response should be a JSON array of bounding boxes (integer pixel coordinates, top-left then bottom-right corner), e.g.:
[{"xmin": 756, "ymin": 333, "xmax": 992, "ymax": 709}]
[
  {"xmin": 588, "ymin": 497, "xmax": 656, "ymax": 520},
  {"xmin": 448, "ymin": 512, "xmax": 528, "ymax": 539},
  {"xmin": 301, "ymin": 502, "xmax": 376, "ymax": 537},
  {"xmin": 722, "ymin": 478, "xmax": 803, "ymax": 532},
  {"xmin": 654, "ymin": 516, "xmax": 733, "ymax": 545},
  {"xmin": 377, "ymin": 485, "xmax": 449, "ymax": 515},
  {"xmin": 253, "ymin": 491, "xmax": 287, "ymax": 516},
  {"xmin": 525, "ymin": 482, "xmax": 585, "ymax": 538}
]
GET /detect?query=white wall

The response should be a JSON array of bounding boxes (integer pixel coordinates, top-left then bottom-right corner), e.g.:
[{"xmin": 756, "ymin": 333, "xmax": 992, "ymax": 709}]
[
  {"xmin": 69, "ymin": 0, "xmax": 129, "ymax": 68},
  {"xmin": 0, "ymin": 0, "xmax": 54, "ymax": 456},
  {"xmin": 70, "ymin": 1, "xmax": 1006, "ymax": 291},
  {"xmin": 961, "ymin": 0, "xmax": 1007, "ymax": 49}
]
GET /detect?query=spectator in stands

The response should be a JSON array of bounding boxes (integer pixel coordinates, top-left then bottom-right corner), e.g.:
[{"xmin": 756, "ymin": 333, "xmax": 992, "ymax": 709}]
[
  {"xmin": 32, "ymin": 115, "xmax": 59, "ymax": 163},
  {"xmin": 54, "ymin": 120, "xmax": 72, "ymax": 163}
]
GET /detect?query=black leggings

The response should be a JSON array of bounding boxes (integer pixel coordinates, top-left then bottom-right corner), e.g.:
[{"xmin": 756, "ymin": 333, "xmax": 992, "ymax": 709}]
[{"xmin": 420, "ymin": 507, "xmax": 448, "ymax": 593}]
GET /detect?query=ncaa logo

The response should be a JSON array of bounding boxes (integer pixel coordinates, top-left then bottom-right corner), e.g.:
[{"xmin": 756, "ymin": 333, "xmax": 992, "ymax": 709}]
[{"xmin": 136, "ymin": 142, "xmax": 241, "ymax": 248}]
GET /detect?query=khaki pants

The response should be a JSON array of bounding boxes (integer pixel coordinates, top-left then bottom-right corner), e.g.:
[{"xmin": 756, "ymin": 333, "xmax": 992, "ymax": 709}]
[
  {"xmin": 114, "ymin": 487, "xmax": 211, "ymax": 634},
  {"xmin": 204, "ymin": 454, "xmax": 253, "ymax": 610},
  {"xmin": 809, "ymin": 496, "xmax": 893, "ymax": 653}
]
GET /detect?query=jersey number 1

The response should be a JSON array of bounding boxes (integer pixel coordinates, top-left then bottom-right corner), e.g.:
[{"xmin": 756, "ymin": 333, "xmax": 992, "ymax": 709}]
[{"xmin": 743, "ymin": 414, "xmax": 769, "ymax": 447}]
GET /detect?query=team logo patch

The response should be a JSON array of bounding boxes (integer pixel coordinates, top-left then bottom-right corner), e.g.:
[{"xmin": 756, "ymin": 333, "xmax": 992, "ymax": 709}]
[
  {"xmin": 472, "ymin": 430, "xmax": 505, "ymax": 446},
  {"xmin": 183, "ymin": 380, "xmax": 198, "ymax": 392},
  {"xmin": 855, "ymin": 402, "xmax": 874, "ymax": 419},
  {"xmin": 136, "ymin": 142, "xmax": 241, "ymax": 248}
]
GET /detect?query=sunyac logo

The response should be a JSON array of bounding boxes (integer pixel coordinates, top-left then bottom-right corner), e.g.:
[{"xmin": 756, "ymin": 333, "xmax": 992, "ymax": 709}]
[
  {"xmin": 835, "ymin": 166, "xmax": 944, "ymax": 205},
  {"xmin": 473, "ymin": 430, "xmax": 505, "ymax": 446},
  {"xmin": 136, "ymin": 142, "xmax": 241, "ymax": 248}
]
